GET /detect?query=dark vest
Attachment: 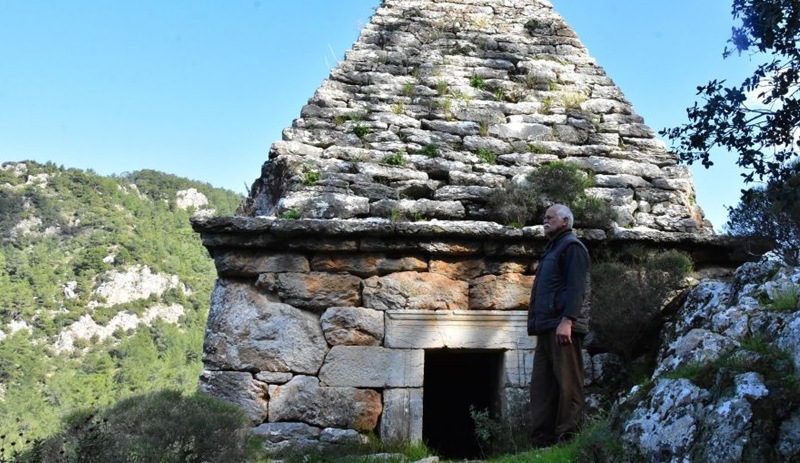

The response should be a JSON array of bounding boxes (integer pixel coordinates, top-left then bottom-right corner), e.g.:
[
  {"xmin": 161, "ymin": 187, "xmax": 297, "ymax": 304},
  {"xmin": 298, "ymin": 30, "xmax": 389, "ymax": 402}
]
[{"xmin": 527, "ymin": 232, "xmax": 591, "ymax": 336}]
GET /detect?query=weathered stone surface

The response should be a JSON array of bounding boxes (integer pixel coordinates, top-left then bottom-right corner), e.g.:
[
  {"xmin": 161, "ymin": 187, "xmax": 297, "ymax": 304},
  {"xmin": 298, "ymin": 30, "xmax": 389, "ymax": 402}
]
[
  {"xmin": 370, "ymin": 198, "xmax": 466, "ymax": 220},
  {"xmin": 623, "ymin": 379, "xmax": 711, "ymax": 460},
  {"xmin": 198, "ymin": 370, "xmax": 268, "ymax": 425},
  {"xmin": 255, "ymin": 272, "xmax": 361, "ymax": 312},
  {"xmin": 385, "ymin": 310, "xmax": 535, "ymax": 349},
  {"xmin": 319, "ymin": 346, "xmax": 424, "ymax": 387},
  {"xmin": 319, "ymin": 428, "xmax": 369, "ymax": 445},
  {"xmin": 320, "ymin": 307, "xmax": 385, "ymax": 346},
  {"xmin": 203, "ymin": 280, "xmax": 328, "ymax": 374},
  {"xmin": 622, "ymin": 252, "xmax": 800, "ymax": 460},
  {"xmin": 268, "ymin": 376, "xmax": 382, "ymax": 432},
  {"xmin": 504, "ymin": 349, "xmax": 534, "ymax": 388},
  {"xmin": 430, "ymin": 257, "xmax": 529, "ymax": 280},
  {"xmin": 469, "ymin": 273, "xmax": 534, "ymax": 310},
  {"xmin": 213, "ymin": 251, "xmax": 309, "ymax": 276},
  {"xmin": 278, "ymin": 191, "xmax": 370, "ymax": 219},
  {"xmin": 252, "ymin": 422, "xmax": 320, "ymax": 443},
  {"xmin": 362, "ymin": 272, "xmax": 468, "ymax": 311},
  {"xmin": 381, "ymin": 389, "xmax": 423, "ymax": 444},
  {"xmin": 311, "ymin": 253, "xmax": 427, "ymax": 277},
  {"xmin": 255, "ymin": 371, "xmax": 293, "ymax": 384}
]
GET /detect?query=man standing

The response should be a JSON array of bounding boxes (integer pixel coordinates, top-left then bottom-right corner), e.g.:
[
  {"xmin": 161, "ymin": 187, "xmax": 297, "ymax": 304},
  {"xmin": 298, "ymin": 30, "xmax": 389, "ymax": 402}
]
[{"xmin": 527, "ymin": 204, "xmax": 591, "ymax": 447}]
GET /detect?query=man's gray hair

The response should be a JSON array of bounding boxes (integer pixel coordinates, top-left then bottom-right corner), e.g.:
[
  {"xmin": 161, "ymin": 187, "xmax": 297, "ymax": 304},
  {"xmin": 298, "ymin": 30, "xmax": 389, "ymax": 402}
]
[{"xmin": 551, "ymin": 204, "xmax": 574, "ymax": 228}]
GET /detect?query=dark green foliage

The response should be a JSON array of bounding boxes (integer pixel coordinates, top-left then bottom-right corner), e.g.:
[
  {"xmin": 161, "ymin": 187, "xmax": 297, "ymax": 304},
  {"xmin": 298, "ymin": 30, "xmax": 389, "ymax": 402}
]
[
  {"xmin": 353, "ymin": 124, "xmax": 372, "ymax": 139},
  {"xmin": 486, "ymin": 180, "xmax": 542, "ymax": 227},
  {"xmin": 487, "ymin": 161, "xmax": 616, "ymax": 227},
  {"xmin": 8, "ymin": 391, "xmax": 253, "ymax": 463},
  {"xmin": 725, "ymin": 181, "xmax": 800, "ymax": 262},
  {"xmin": 0, "ymin": 161, "xmax": 242, "ymax": 454},
  {"xmin": 528, "ymin": 162, "xmax": 592, "ymax": 205},
  {"xmin": 661, "ymin": 0, "xmax": 800, "ymax": 215},
  {"xmin": 590, "ymin": 249, "xmax": 693, "ymax": 360},
  {"xmin": 470, "ymin": 74, "xmax": 486, "ymax": 90},
  {"xmin": 421, "ymin": 143, "xmax": 440, "ymax": 158}
]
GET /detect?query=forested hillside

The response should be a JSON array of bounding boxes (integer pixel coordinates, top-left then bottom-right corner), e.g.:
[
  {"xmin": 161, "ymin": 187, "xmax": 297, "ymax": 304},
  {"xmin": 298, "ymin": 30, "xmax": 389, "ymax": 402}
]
[{"xmin": 0, "ymin": 161, "xmax": 242, "ymax": 447}]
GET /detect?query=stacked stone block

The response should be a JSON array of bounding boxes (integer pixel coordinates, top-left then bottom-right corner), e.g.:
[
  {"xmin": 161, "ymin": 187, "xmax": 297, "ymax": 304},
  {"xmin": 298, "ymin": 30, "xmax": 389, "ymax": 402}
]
[{"xmin": 244, "ymin": 0, "xmax": 712, "ymax": 235}]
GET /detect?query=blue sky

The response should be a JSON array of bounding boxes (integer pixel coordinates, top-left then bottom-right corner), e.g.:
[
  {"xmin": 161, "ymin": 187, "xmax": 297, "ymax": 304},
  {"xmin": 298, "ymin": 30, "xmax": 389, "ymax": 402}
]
[{"xmin": 0, "ymin": 1, "xmax": 752, "ymax": 230}]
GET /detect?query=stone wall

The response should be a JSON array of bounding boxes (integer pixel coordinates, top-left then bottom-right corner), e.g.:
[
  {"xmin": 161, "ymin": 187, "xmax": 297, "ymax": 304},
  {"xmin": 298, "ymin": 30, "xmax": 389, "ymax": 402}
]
[
  {"xmin": 192, "ymin": 217, "xmax": 748, "ymax": 452},
  {"xmin": 243, "ymin": 0, "xmax": 713, "ymax": 235}
]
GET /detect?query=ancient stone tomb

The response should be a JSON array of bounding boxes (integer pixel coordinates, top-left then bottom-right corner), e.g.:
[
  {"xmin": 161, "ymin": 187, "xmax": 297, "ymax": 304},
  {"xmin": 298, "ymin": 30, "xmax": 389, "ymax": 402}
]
[{"xmin": 191, "ymin": 0, "xmax": 729, "ymax": 455}]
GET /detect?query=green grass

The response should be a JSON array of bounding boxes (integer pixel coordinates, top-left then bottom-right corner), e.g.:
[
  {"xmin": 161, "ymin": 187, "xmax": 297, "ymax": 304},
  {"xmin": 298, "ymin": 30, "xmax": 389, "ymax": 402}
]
[
  {"xmin": 477, "ymin": 148, "xmax": 498, "ymax": 164},
  {"xmin": 470, "ymin": 74, "xmax": 486, "ymax": 90},
  {"xmin": 383, "ymin": 152, "xmax": 407, "ymax": 166}
]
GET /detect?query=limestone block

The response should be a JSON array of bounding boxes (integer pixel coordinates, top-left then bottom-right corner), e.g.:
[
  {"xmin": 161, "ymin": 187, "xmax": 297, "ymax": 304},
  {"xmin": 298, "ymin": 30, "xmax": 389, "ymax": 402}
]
[
  {"xmin": 566, "ymin": 156, "xmax": 662, "ymax": 179},
  {"xmin": 385, "ymin": 310, "xmax": 535, "ymax": 349},
  {"xmin": 449, "ymin": 170, "xmax": 507, "ymax": 188},
  {"xmin": 269, "ymin": 140, "xmax": 324, "ymax": 158},
  {"xmin": 311, "ymin": 253, "xmax": 427, "ymax": 278},
  {"xmin": 213, "ymin": 251, "xmax": 309, "ymax": 277},
  {"xmin": 203, "ymin": 280, "xmax": 328, "ymax": 374},
  {"xmin": 320, "ymin": 307, "xmax": 385, "ymax": 346},
  {"xmin": 349, "ymin": 182, "xmax": 399, "ymax": 201},
  {"xmin": 462, "ymin": 135, "xmax": 513, "ymax": 154},
  {"xmin": 504, "ymin": 349, "xmax": 534, "ymax": 388},
  {"xmin": 489, "ymin": 122, "xmax": 551, "ymax": 141},
  {"xmin": 370, "ymin": 198, "xmax": 466, "ymax": 220},
  {"xmin": 411, "ymin": 157, "xmax": 470, "ymax": 180},
  {"xmin": 255, "ymin": 272, "xmax": 361, "ymax": 312},
  {"xmin": 593, "ymin": 174, "xmax": 651, "ymax": 189},
  {"xmin": 198, "ymin": 370, "xmax": 268, "ymax": 425},
  {"xmin": 319, "ymin": 346, "xmax": 424, "ymax": 387},
  {"xmin": 432, "ymin": 185, "xmax": 494, "ymax": 202},
  {"xmin": 354, "ymin": 163, "xmax": 428, "ymax": 181},
  {"xmin": 290, "ymin": 191, "xmax": 369, "ymax": 219},
  {"xmin": 421, "ymin": 119, "xmax": 480, "ymax": 136},
  {"xmin": 268, "ymin": 376, "xmax": 382, "ymax": 432},
  {"xmin": 319, "ymin": 428, "xmax": 369, "ymax": 445},
  {"xmin": 362, "ymin": 272, "xmax": 468, "ymax": 311},
  {"xmin": 380, "ymin": 388, "xmax": 423, "ymax": 443},
  {"xmin": 430, "ymin": 257, "xmax": 528, "ymax": 280},
  {"xmin": 469, "ymin": 273, "xmax": 534, "ymax": 310},
  {"xmin": 255, "ymin": 371, "xmax": 294, "ymax": 384},
  {"xmin": 251, "ymin": 422, "xmax": 320, "ymax": 443}
]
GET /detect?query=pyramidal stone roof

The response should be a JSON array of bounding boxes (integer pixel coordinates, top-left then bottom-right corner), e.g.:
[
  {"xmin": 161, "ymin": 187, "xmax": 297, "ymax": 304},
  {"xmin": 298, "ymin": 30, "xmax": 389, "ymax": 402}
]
[{"xmin": 242, "ymin": 0, "xmax": 712, "ymax": 236}]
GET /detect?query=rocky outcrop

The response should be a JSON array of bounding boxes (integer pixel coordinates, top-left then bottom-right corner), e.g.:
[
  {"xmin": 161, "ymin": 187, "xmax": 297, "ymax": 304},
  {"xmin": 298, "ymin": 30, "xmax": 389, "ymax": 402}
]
[{"xmin": 620, "ymin": 252, "xmax": 800, "ymax": 462}]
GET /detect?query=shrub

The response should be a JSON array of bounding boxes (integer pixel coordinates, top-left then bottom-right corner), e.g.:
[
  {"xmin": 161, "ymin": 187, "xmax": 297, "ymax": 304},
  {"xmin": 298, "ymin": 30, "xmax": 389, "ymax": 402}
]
[
  {"xmin": 16, "ymin": 391, "xmax": 253, "ymax": 463},
  {"xmin": 470, "ymin": 391, "xmax": 532, "ymax": 457},
  {"xmin": 527, "ymin": 161, "xmax": 592, "ymax": 205},
  {"xmin": 486, "ymin": 180, "xmax": 541, "ymax": 227},
  {"xmin": 573, "ymin": 196, "xmax": 616, "ymax": 229},
  {"xmin": 590, "ymin": 250, "xmax": 693, "ymax": 360}
]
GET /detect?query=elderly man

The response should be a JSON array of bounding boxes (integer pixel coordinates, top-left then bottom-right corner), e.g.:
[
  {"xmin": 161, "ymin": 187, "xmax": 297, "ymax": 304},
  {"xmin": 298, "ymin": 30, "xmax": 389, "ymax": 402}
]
[{"xmin": 527, "ymin": 204, "xmax": 591, "ymax": 447}]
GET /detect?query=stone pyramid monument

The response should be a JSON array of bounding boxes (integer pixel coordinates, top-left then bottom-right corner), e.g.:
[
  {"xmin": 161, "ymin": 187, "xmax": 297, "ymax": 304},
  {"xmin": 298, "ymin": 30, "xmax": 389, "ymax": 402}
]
[
  {"xmin": 241, "ymin": 0, "xmax": 710, "ymax": 235},
  {"xmin": 192, "ymin": 0, "xmax": 738, "ymax": 457}
]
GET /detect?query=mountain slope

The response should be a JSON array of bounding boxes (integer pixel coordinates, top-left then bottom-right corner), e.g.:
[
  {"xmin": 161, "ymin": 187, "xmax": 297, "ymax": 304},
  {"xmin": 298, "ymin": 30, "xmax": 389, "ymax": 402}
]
[{"xmin": 0, "ymin": 161, "xmax": 242, "ymax": 446}]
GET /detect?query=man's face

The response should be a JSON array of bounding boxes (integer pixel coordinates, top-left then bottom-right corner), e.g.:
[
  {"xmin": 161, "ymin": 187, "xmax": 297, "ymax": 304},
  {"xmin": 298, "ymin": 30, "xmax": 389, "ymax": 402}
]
[{"xmin": 543, "ymin": 207, "xmax": 568, "ymax": 237}]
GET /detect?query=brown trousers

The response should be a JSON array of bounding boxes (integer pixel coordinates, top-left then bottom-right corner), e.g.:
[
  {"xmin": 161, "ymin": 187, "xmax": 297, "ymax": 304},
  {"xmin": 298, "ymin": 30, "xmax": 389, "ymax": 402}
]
[{"xmin": 529, "ymin": 330, "xmax": 585, "ymax": 442}]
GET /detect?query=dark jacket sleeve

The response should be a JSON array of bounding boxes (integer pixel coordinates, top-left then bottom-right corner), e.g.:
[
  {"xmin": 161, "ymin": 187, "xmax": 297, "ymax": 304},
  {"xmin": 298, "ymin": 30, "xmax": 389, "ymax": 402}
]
[{"xmin": 559, "ymin": 242, "xmax": 589, "ymax": 321}]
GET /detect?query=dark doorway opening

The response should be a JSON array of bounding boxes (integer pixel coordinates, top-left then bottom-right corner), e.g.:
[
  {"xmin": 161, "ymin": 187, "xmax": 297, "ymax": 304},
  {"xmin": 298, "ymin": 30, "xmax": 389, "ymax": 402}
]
[{"xmin": 423, "ymin": 349, "xmax": 503, "ymax": 459}]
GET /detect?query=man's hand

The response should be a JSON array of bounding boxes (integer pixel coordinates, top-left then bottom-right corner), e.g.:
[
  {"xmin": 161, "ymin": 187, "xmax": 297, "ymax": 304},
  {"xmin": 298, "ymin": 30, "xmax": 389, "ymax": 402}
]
[{"xmin": 556, "ymin": 317, "xmax": 573, "ymax": 345}]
